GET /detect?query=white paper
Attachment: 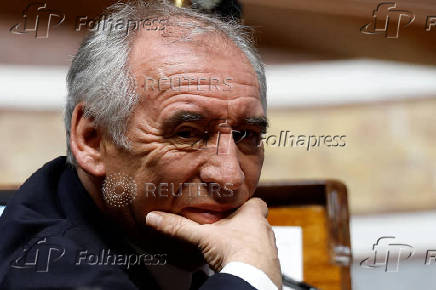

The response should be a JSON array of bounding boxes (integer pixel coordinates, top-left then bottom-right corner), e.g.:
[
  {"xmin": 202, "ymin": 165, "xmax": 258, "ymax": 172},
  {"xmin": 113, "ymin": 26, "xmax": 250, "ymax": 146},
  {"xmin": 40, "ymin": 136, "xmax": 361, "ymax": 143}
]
[{"xmin": 272, "ymin": 226, "xmax": 303, "ymax": 288}]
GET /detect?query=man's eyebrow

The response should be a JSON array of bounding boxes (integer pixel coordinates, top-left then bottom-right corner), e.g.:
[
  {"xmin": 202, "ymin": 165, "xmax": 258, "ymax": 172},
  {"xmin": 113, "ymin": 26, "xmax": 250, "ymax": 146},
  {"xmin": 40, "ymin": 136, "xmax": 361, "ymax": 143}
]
[
  {"xmin": 244, "ymin": 116, "xmax": 269, "ymax": 132},
  {"xmin": 162, "ymin": 111, "xmax": 206, "ymax": 129}
]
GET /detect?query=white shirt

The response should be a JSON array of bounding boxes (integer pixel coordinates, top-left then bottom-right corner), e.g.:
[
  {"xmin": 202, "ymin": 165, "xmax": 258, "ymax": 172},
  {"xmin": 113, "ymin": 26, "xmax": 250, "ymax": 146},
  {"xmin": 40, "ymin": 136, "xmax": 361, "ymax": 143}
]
[{"xmin": 221, "ymin": 262, "xmax": 278, "ymax": 290}]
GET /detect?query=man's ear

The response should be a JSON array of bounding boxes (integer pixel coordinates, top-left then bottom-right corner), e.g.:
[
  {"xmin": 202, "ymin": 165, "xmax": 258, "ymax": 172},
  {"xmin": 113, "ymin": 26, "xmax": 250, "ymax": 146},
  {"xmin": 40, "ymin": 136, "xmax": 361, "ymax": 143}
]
[{"xmin": 70, "ymin": 102, "xmax": 106, "ymax": 176}]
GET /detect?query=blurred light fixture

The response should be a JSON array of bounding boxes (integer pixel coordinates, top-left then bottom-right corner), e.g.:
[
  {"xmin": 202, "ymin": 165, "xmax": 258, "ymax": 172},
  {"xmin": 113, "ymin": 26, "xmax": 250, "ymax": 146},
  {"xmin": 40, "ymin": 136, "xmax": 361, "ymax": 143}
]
[{"xmin": 173, "ymin": 0, "xmax": 242, "ymax": 21}]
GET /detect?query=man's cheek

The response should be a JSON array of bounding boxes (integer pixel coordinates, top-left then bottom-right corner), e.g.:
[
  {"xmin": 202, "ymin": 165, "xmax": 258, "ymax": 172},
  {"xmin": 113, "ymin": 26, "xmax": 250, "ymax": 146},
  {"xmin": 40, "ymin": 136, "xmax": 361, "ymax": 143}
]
[
  {"xmin": 155, "ymin": 152, "xmax": 204, "ymax": 180},
  {"xmin": 131, "ymin": 184, "xmax": 172, "ymax": 215},
  {"xmin": 242, "ymin": 161, "xmax": 263, "ymax": 195}
]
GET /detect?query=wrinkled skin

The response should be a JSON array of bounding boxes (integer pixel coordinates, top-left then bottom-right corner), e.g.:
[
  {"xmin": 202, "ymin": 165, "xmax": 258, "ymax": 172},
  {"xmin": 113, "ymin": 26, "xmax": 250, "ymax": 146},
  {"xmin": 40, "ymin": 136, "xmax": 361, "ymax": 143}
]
[{"xmin": 70, "ymin": 24, "xmax": 280, "ymax": 287}]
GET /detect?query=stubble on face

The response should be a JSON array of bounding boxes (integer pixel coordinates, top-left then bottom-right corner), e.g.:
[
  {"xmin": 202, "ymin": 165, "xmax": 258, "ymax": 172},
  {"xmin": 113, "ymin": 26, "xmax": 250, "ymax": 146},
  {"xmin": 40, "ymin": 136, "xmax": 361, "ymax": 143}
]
[{"xmin": 100, "ymin": 23, "xmax": 266, "ymax": 236}]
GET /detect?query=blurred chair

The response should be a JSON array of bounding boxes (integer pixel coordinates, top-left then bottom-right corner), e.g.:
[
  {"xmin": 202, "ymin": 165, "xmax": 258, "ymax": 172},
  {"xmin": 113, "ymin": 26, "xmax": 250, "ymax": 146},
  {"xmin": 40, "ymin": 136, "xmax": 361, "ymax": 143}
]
[{"xmin": 255, "ymin": 180, "xmax": 352, "ymax": 290}]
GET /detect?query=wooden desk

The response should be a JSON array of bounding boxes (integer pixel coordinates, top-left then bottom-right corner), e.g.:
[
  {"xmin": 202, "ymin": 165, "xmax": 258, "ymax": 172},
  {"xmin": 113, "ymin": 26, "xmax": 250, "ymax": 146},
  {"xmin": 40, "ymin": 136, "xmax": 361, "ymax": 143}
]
[{"xmin": 255, "ymin": 180, "xmax": 352, "ymax": 290}]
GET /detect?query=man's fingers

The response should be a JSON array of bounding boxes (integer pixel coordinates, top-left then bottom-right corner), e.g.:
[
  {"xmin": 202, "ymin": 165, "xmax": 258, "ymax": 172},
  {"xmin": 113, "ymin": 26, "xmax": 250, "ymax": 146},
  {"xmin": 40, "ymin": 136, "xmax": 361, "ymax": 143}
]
[
  {"xmin": 236, "ymin": 197, "xmax": 269, "ymax": 218},
  {"xmin": 146, "ymin": 211, "xmax": 203, "ymax": 244}
]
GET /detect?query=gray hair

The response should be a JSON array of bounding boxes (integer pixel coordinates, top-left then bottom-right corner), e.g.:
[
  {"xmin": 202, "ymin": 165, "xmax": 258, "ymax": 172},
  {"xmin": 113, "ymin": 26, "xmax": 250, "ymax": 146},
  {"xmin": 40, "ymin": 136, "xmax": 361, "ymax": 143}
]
[{"xmin": 65, "ymin": 0, "xmax": 267, "ymax": 165}]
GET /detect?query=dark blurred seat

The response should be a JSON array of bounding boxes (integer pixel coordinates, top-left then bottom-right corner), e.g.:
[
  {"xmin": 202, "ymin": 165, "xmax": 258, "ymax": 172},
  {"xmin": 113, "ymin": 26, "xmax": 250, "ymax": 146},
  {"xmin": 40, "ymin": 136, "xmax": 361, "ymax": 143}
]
[{"xmin": 0, "ymin": 185, "xmax": 16, "ymax": 208}]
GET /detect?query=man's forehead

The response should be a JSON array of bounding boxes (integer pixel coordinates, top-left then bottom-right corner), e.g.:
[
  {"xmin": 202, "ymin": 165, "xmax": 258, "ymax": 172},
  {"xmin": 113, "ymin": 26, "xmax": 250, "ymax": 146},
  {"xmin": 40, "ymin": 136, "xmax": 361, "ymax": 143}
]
[
  {"xmin": 127, "ymin": 20, "xmax": 262, "ymax": 128},
  {"xmin": 128, "ymin": 24, "xmax": 257, "ymax": 84}
]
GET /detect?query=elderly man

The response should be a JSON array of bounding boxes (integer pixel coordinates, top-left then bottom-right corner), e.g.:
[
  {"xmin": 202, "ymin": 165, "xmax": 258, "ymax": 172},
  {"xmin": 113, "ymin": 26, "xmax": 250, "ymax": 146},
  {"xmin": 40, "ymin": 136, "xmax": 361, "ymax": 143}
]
[{"xmin": 0, "ymin": 1, "xmax": 281, "ymax": 289}]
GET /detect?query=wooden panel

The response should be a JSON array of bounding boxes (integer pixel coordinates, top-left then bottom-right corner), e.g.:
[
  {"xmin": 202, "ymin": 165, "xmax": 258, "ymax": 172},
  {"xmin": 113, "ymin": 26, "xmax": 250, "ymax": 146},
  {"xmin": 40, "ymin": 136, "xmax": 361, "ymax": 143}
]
[
  {"xmin": 269, "ymin": 206, "xmax": 343, "ymax": 290},
  {"xmin": 255, "ymin": 180, "xmax": 352, "ymax": 290}
]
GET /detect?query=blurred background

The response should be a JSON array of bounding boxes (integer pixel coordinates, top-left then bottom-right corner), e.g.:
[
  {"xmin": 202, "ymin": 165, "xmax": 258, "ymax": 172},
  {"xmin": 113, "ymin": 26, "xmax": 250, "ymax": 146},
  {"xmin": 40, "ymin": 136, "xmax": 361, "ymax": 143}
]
[{"xmin": 1, "ymin": 0, "xmax": 435, "ymax": 289}]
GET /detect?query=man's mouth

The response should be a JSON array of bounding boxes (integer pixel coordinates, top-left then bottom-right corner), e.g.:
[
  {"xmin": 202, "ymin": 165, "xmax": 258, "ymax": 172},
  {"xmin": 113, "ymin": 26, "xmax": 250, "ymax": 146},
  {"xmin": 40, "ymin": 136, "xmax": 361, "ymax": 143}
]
[{"xmin": 181, "ymin": 206, "xmax": 236, "ymax": 224}]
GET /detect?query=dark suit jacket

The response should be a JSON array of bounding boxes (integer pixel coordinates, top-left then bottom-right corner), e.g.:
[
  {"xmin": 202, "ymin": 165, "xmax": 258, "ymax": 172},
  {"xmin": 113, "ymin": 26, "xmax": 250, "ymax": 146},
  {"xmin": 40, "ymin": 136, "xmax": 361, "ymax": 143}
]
[{"xmin": 0, "ymin": 156, "xmax": 256, "ymax": 290}]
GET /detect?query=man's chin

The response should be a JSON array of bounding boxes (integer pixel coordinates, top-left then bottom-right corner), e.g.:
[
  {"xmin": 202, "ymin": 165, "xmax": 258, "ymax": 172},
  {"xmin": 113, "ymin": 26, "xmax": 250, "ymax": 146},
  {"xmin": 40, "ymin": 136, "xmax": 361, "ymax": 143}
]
[
  {"xmin": 181, "ymin": 207, "xmax": 236, "ymax": 224},
  {"xmin": 183, "ymin": 212, "xmax": 223, "ymax": 224}
]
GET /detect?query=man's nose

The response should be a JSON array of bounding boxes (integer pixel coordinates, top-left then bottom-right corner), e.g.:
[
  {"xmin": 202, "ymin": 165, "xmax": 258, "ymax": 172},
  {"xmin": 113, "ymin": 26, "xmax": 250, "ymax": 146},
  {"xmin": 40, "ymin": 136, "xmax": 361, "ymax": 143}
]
[{"xmin": 199, "ymin": 130, "xmax": 244, "ymax": 191}]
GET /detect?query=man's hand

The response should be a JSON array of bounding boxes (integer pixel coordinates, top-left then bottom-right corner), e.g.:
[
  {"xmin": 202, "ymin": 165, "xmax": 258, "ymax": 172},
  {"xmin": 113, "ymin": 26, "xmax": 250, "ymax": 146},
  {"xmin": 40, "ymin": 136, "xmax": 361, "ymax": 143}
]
[{"xmin": 145, "ymin": 198, "xmax": 282, "ymax": 288}]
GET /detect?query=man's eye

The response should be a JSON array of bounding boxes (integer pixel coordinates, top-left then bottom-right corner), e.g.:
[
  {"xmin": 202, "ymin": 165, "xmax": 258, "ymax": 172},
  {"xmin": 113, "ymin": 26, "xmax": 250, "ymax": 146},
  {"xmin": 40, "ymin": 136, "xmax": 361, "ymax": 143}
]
[
  {"xmin": 232, "ymin": 130, "xmax": 246, "ymax": 143},
  {"xmin": 233, "ymin": 129, "xmax": 260, "ymax": 144},
  {"xmin": 175, "ymin": 128, "xmax": 202, "ymax": 139}
]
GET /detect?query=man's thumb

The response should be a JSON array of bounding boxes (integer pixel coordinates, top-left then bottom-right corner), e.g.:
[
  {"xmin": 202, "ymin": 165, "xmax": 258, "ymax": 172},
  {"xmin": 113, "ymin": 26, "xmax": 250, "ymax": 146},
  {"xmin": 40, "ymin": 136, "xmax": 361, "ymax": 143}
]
[{"xmin": 145, "ymin": 211, "xmax": 202, "ymax": 244}]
